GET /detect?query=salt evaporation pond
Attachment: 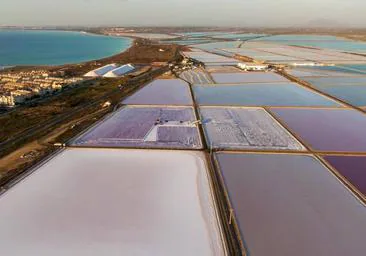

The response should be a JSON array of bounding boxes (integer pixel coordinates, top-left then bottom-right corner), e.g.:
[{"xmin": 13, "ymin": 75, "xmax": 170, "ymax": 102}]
[
  {"xmin": 285, "ymin": 40, "xmax": 366, "ymax": 54},
  {"xmin": 303, "ymin": 76, "xmax": 366, "ymax": 86},
  {"xmin": 164, "ymin": 39, "xmax": 216, "ymax": 45},
  {"xmin": 341, "ymin": 64, "xmax": 366, "ymax": 73},
  {"xmin": 270, "ymin": 108, "xmax": 366, "ymax": 152},
  {"xmin": 212, "ymin": 33, "xmax": 267, "ymax": 40},
  {"xmin": 177, "ymin": 32, "xmax": 227, "ymax": 37},
  {"xmin": 255, "ymin": 35, "xmax": 366, "ymax": 54},
  {"xmin": 0, "ymin": 149, "xmax": 225, "ymax": 256},
  {"xmin": 199, "ymin": 107, "xmax": 304, "ymax": 151},
  {"xmin": 215, "ymin": 152, "xmax": 366, "ymax": 256},
  {"xmin": 72, "ymin": 106, "xmax": 202, "ymax": 149},
  {"xmin": 287, "ymin": 68, "xmax": 361, "ymax": 77},
  {"xmin": 180, "ymin": 70, "xmax": 214, "ymax": 84},
  {"xmin": 122, "ymin": 79, "xmax": 193, "ymax": 105},
  {"xmin": 292, "ymin": 66, "xmax": 366, "ymax": 75},
  {"xmin": 193, "ymin": 83, "xmax": 341, "ymax": 107},
  {"xmin": 211, "ymin": 72, "xmax": 289, "ymax": 84},
  {"xmin": 256, "ymin": 35, "xmax": 340, "ymax": 41},
  {"xmin": 194, "ymin": 42, "xmax": 241, "ymax": 51},
  {"xmin": 323, "ymin": 155, "xmax": 366, "ymax": 197},
  {"xmin": 310, "ymin": 84, "xmax": 366, "ymax": 107}
]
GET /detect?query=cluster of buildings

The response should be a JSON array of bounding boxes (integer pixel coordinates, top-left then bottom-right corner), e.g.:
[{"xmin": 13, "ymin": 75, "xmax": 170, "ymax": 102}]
[
  {"xmin": 237, "ymin": 62, "xmax": 269, "ymax": 71},
  {"xmin": 0, "ymin": 70, "xmax": 84, "ymax": 106},
  {"xmin": 101, "ymin": 27, "xmax": 136, "ymax": 36}
]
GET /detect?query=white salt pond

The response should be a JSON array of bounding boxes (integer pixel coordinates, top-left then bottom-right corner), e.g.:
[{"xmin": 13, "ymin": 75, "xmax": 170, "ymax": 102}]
[
  {"xmin": 199, "ymin": 107, "xmax": 305, "ymax": 151},
  {"xmin": 0, "ymin": 148, "xmax": 225, "ymax": 256}
]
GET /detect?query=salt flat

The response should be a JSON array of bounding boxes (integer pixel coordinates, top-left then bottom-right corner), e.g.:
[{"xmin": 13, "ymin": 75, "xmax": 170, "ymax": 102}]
[
  {"xmin": 122, "ymin": 79, "xmax": 193, "ymax": 105},
  {"xmin": 0, "ymin": 149, "xmax": 225, "ymax": 256},
  {"xmin": 72, "ymin": 106, "xmax": 202, "ymax": 149},
  {"xmin": 199, "ymin": 107, "xmax": 304, "ymax": 151}
]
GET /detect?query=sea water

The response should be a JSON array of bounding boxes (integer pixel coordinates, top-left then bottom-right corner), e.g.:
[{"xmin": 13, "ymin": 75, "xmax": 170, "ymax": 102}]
[{"xmin": 0, "ymin": 30, "xmax": 132, "ymax": 66}]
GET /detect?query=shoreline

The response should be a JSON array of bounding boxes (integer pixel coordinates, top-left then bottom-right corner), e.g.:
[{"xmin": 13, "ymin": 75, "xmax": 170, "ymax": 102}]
[
  {"xmin": 3, "ymin": 38, "xmax": 137, "ymax": 75},
  {"xmin": 0, "ymin": 29, "xmax": 134, "ymax": 69},
  {"xmin": 1, "ymin": 34, "xmax": 182, "ymax": 77}
]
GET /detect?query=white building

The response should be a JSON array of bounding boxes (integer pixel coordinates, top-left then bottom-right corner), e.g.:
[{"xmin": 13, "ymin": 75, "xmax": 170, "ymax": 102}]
[
  {"xmin": 103, "ymin": 64, "xmax": 135, "ymax": 78},
  {"xmin": 0, "ymin": 95, "xmax": 15, "ymax": 106},
  {"xmin": 237, "ymin": 63, "xmax": 269, "ymax": 71},
  {"xmin": 11, "ymin": 90, "xmax": 33, "ymax": 104},
  {"xmin": 84, "ymin": 64, "xmax": 118, "ymax": 77}
]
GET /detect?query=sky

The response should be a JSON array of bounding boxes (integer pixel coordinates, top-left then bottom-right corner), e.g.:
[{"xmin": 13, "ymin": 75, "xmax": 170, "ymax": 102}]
[{"xmin": 1, "ymin": 0, "xmax": 366, "ymax": 27}]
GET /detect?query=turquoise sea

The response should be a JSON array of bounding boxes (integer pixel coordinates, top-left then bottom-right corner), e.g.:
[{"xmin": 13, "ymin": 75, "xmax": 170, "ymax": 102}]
[{"xmin": 0, "ymin": 30, "xmax": 132, "ymax": 66}]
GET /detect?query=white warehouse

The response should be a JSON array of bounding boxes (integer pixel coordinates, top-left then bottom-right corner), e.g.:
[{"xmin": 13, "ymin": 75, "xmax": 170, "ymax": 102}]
[
  {"xmin": 103, "ymin": 64, "xmax": 135, "ymax": 78},
  {"xmin": 84, "ymin": 64, "xmax": 118, "ymax": 77}
]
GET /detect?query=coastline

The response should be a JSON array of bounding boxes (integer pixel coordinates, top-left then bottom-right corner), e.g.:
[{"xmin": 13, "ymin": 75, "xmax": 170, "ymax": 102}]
[
  {"xmin": 0, "ymin": 29, "xmax": 133, "ymax": 68},
  {"xmin": 1, "ymin": 37, "xmax": 137, "ymax": 75},
  {"xmin": 2, "ymin": 34, "xmax": 183, "ymax": 78}
]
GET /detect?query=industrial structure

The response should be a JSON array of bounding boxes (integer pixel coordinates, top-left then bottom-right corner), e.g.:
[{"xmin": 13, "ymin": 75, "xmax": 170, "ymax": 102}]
[
  {"xmin": 84, "ymin": 64, "xmax": 118, "ymax": 77},
  {"xmin": 103, "ymin": 64, "xmax": 135, "ymax": 78},
  {"xmin": 84, "ymin": 63, "xmax": 135, "ymax": 78}
]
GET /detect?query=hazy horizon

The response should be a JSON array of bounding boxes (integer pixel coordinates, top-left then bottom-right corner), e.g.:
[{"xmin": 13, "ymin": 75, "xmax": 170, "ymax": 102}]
[{"xmin": 1, "ymin": 0, "xmax": 366, "ymax": 28}]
